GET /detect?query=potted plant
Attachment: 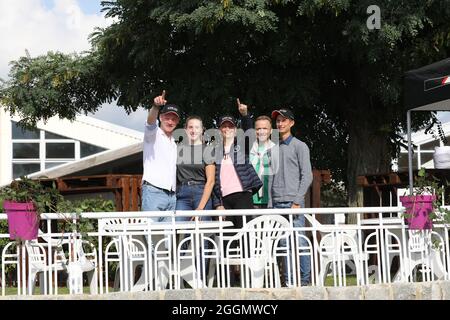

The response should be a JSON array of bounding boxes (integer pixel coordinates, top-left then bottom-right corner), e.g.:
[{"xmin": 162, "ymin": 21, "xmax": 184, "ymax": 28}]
[
  {"xmin": 0, "ymin": 177, "xmax": 63, "ymax": 240},
  {"xmin": 399, "ymin": 168, "xmax": 450, "ymax": 230}
]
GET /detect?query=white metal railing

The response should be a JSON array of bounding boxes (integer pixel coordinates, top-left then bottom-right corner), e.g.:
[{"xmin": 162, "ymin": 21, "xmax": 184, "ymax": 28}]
[{"xmin": 1, "ymin": 206, "xmax": 449, "ymax": 296}]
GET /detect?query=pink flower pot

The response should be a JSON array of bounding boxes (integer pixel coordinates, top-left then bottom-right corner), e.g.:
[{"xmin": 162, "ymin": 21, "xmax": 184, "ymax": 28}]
[
  {"xmin": 3, "ymin": 201, "xmax": 39, "ymax": 240},
  {"xmin": 399, "ymin": 195, "xmax": 435, "ymax": 230}
]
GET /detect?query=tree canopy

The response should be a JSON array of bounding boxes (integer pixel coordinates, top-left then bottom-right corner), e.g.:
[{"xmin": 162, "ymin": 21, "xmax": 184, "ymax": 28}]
[{"xmin": 2, "ymin": 0, "xmax": 450, "ymax": 204}]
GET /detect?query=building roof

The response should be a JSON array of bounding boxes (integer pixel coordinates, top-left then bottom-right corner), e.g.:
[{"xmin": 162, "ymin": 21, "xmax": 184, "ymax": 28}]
[
  {"xmin": 27, "ymin": 142, "xmax": 143, "ymax": 179},
  {"xmin": 402, "ymin": 121, "xmax": 450, "ymax": 147},
  {"xmin": 10, "ymin": 113, "xmax": 143, "ymax": 149}
]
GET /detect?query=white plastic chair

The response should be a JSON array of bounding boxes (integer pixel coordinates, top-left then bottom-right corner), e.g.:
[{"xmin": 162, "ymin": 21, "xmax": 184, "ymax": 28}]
[
  {"xmin": 304, "ymin": 214, "xmax": 365, "ymax": 286},
  {"xmin": 64, "ymin": 238, "xmax": 98, "ymax": 294},
  {"xmin": 24, "ymin": 240, "xmax": 67, "ymax": 295},
  {"xmin": 393, "ymin": 229, "xmax": 447, "ymax": 282},
  {"xmin": 2, "ymin": 241, "xmax": 22, "ymax": 295},
  {"xmin": 208, "ymin": 215, "xmax": 290, "ymax": 288},
  {"xmin": 24, "ymin": 236, "xmax": 98, "ymax": 295},
  {"xmin": 102, "ymin": 218, "xmax": 149, "ymax": 292},
  {"xmin": 38, "ymin": 230, "xmax": 98, "ymax": 294}
]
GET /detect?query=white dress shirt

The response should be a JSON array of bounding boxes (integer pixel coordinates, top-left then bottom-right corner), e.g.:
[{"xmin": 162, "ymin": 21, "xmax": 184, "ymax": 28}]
[{"xmin": 142, "ymin": 121, "xmax": 177, "ymax": 192}]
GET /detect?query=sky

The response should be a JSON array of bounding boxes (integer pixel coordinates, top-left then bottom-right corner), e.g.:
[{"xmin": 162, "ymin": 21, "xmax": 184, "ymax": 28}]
[{"xmin": 0, "ymin": 0, "xmax": 147, "ymax": 131}]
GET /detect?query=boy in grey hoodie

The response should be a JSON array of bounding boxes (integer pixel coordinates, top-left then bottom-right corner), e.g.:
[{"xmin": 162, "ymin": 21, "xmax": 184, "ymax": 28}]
[{"xmin": 270, "ymin": 108, "xmax": 313, "ymax": 286}]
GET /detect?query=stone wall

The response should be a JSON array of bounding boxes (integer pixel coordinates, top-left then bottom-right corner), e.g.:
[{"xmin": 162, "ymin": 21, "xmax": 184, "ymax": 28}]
[{"xmin": 3, "ymin": 281, "xmax": 450, "ymax": 300}]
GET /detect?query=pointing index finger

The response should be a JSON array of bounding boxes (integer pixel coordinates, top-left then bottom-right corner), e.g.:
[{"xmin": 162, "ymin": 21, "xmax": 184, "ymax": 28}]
[
  {"xmin": 161, "ymin": 90, "xmax": 166, "ymax": 99},
  {"xmin": 237, "ymin": 98, "xmax": 241, "ymax": 107}
]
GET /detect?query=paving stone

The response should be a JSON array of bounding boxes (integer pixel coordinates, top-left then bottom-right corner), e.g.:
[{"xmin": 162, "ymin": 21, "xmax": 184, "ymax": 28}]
[
  {"xmin": 2, "ymin": 281, "xmax": 450, "ymax": 300},
  {"xmin": 364, "ymin": 284, "xmax": 391, "ymax": 300},
  {"xmin": 327, "ymin": 286, "xmax": 362, "ymax": 300},
  {"xmin": 431, "ymin": 282, "xmax": 443, "ymax": 300},
  {"xmin": 439, "ymin": 281, "xmax": 450, "ymax": 299},
  {"xmin": 242, "ymin": 289, "xmax": 271, "ymax": 300},
  {"xmin": 392, "ymin": 283, "xmax": 417, "ymax": 300},
  {"xmin": 298, "ymin": 286, "xmax": 327, "ymax": 300},
  {"xmin": 418, "ymin": 282, "xmax": 432, "ymax": 300},
  {"xmin": 199, "ymin": 288, "xmax": 223, "ymax": 300},
  {"xmin": 270, "ymin": 288, "xmax": 296, "ymax": 300},
  {"xmin": 164, "ymin": 289, "xmax": 197, "ymax": 300},
  {"xmin": 222, "ymin": 288, "xmax": 243, "ymax": 300}
]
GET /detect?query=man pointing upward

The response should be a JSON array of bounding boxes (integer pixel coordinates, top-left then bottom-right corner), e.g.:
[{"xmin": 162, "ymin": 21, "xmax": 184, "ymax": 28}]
[{"xmin": 142, "ymin": 90, "xmax": 181, "ymax": 221}]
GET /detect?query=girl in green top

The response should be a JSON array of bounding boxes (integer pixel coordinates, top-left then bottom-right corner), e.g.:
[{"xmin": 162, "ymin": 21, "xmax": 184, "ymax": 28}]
[
  {"xmin": 249, "ymin": 115, "xmax": 275, "ymax": 208},
  {"xmin": 237, "ymin": 97, "xmax": 275, "ymax": 209}
]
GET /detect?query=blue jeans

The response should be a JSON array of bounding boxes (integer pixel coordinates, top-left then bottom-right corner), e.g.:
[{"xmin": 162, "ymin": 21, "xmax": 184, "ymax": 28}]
[
  {"xmin": 176, "ymin": 184, "xmax": 212, "ymax": 279},
  {"xmin": 175, "ymin": 184, "xmax": 212, "ymax": 222},
  {"xmin": 142, "ymin": 184, "xmax": 176, "ymax": 223},
  {"xmin": 140, "ymin": 184, "xmax": 177, "ymax": 289},
  {"xmin": 273, "ymin": 200, "xmax": 311, "ymax": 286}
]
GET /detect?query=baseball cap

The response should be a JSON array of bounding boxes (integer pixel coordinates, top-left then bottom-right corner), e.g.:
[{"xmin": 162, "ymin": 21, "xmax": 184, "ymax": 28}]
[
  {"xmin": 160, "ymin": 104, "xmax": 181, "ymax": 118},
  {"xmin": 218, "ymin": 115, "xmax": 237, "ymax": 127},
  {"xmin": 271, "ymin": 108, "xmax": 295, "ymax": 120}
]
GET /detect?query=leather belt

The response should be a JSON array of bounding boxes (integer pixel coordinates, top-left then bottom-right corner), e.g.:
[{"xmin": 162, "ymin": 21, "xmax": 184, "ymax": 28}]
[
  {"xmin": 142, "ymin": 180, "xmax": 175, "ymax": 194},
  {"xmin": 178, "ymin": 181, "xmax": 204, "ymax": 186}
]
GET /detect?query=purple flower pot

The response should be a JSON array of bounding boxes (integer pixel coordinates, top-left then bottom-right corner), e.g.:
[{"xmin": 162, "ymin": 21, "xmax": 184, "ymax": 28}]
[
  {"xmin": 399, "ymin": 195, "xmax": 435, "ymax": 230},
  {"xmin": 3, "ymin": 201, "xmax": 39, "ymax": 240}
]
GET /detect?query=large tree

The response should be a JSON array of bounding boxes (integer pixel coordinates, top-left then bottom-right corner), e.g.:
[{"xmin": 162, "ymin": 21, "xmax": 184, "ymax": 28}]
[{"xmin": 2, "ymin": 0, "xmax": 450, "ymax": 207}]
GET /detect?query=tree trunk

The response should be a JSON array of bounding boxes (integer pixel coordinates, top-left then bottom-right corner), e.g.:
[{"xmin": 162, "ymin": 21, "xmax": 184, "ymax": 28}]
[{"xmin": 346, "ymin": 106, "xmax": 392, "ymax": 223}]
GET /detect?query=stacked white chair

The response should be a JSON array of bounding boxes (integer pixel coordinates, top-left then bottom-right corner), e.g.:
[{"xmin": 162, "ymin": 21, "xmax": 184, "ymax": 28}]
[
  {"xmin": 208, "ymin": 215, "xmax": 290, "ymax": 288},
  {"xmin": 102, "ymin": 218, "xmax": 149, "ymax": 292},
  {"xmin": 304, "ymin": 213, "xmax": 366, "ymax": 286},
  {"xmin": 1, "ymin": 241, "xmax": 22, "ymax": 295}
]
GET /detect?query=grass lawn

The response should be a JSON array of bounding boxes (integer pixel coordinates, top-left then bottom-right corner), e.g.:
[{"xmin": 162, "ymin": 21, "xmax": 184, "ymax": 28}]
[{"xmin": 324, "ymin": 275, "xmax": 358, "ymax": 286}]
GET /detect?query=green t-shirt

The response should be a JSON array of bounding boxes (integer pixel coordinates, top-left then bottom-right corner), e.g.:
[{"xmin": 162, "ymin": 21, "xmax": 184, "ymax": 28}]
[{"xmin": 250, "ymin": 145, "xmax": 270, "ymax": 205}]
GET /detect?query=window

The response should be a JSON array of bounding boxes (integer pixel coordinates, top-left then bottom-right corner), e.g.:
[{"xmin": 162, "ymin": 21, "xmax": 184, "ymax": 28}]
[
  {"xmin": 12, "ymin": 163, "xmax": 41, "ymax": 179},
  {"xmin": 398, "ymin": 153, "xmax": 418, "ymax": 172},
  {"xmin": 13, "ymin": 143, "xmax": 40, "ymax": 159},
  {"xmin": 11, "ymin": 121, "xmax": 108, "ymax": 178},
  {"xmin": 45, "ymin": 131, "xmax": 69, "ymax": 140},
  {"xmin": 45, "ymin": 162, "xmax": 67, "ymax": 169},
  {"xmin": 420, "ymin": 140, "xmax": 440, "ymax": 151},
  {"xmin": 420, "ymin": 153, "xmax": 434, "ymax": 167},
  {"xmin": 80, "ymin": 142, "xmax": 106, "ymax": 158},
  {"xmin": 46, "ymin": 143, "xmax": 75, "ymax": 159},
  {"xmin": 11, "ymin": 122, "xmax": 39, "ymax": 139}
]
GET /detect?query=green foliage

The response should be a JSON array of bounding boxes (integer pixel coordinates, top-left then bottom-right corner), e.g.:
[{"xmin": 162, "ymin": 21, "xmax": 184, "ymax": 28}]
[
  {"xmin": 57, "ymin": 198, "xmax": 115, "ymax": 232},
  {"xmin": 403, "ymin": 168, "xmax": 450, "ymax": 224},
  {"xmin": 2, "ymin": 0, "xmax": 450, "ymax": 196},
  {"xmin": 0, "ymin": 177, "xmax": 62, "ymax": 269},
  {"xmin": 321, "ymin": 181, "xmax": 348, "ymax": 207},
  {"xmin": 424, "ymin": 115, "xmax": 448, "ymax": 145},
  {"xmin": 56, "ymin": 197, "xmax": 115, "ymax": 245},
  {"xmin": 0, "ymin": 176, "xmax": 64, "ymax": 215},
  {"xmin": 0, "ymin": 51, "xmax": 115, "ymax": 128},
  {"xmin": 0, "ymin": 177, "xmax": 115, "ymax": 235},
  {"xmin": 0, "ymin": 180, "xmax": 115, "ymax": 275}
]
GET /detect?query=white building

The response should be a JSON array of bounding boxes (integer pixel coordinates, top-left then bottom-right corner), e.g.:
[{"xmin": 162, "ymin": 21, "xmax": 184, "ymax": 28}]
[
  {"xmin": 395, "ymin": 121, "xmax": 450, "ymax": 172},
  {"xmin": 0, "ymin": 108, "xmax": 143, "ymax": 185}
]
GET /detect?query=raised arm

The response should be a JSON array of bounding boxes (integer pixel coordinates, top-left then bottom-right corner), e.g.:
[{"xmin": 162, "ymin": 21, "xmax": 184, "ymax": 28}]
[
  {"xmin": 237, "ymin": 98, "xmax": 254, "ymax": 131},
  {"xmin": 147, "ymin": 90, "xmax": 167, "ymax": 125}
]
